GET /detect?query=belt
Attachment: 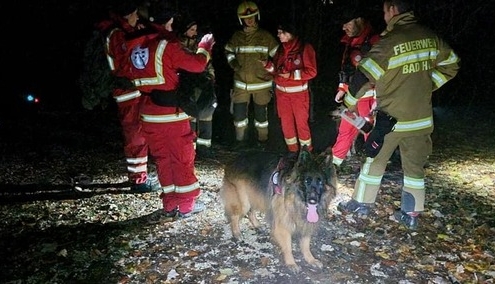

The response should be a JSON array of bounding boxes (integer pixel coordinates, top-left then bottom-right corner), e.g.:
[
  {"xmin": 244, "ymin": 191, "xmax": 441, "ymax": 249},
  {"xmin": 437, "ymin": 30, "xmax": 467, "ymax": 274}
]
[{"xmin": 276, "ymin": 83, "xmax": 308, "ymax": 93}]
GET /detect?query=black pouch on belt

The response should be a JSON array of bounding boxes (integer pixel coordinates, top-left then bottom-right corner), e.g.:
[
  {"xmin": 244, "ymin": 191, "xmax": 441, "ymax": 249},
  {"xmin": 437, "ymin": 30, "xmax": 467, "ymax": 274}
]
[
  {"xmin": 365, "ymin": 110, "xmax": 397, "ymax": 158},
  {"xmin": 149, "ymin": 89, "xmax": 179, "ymax": 107}
]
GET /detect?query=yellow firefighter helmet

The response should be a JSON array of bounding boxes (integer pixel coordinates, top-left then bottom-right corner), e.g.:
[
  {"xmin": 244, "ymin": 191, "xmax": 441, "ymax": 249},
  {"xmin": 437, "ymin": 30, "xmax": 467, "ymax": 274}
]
[{"xmin": 237, "ymin": 1, "xmax": 260, "ymax": 25}]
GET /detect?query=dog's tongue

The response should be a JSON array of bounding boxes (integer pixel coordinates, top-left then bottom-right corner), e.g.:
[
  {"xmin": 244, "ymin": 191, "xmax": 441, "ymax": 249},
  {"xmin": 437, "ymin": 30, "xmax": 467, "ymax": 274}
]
[{"xmin": 307, "ymin": 204, "xmax": 318, "ymax": 223}]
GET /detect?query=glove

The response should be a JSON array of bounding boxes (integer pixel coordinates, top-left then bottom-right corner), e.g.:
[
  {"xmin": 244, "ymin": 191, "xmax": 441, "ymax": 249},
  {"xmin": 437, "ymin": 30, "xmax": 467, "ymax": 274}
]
[
  {"xmin": 334, "ymin": 90, "xmax": 345, "ymax": 103},
  {"xmin": 197, "ymin": 33, "xmax": 215, "ymax": 56},
  {"xmin": 338, "ymin": 83, "xmax": 349, "ymax": 93},
  {"xmin": 364, "ymin": 111, "xmax": 397, "ymax": 158}
]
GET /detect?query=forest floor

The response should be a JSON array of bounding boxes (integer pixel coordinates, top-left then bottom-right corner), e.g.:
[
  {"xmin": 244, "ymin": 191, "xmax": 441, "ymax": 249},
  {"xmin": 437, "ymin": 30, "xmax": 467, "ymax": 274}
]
[{"xmin": 0, "ymin": 104, "xmax": 494, "ymax": 283}]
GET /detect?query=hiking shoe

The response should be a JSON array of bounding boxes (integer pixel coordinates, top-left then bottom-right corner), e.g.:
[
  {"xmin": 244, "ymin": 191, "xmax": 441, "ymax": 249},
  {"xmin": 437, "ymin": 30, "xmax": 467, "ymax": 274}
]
[
  {"xmin": 394, "ymin": 210, "xmax": 419, "ymax": 230},
  {"xmin": 130, "ymin": 176, "xmax": 161, "ymax": 193},
  {"xmin": 147, "ymin": 209, "xmax": 175, "ymax": 224},
  {"xmin": 337, "ymin": 199, "xmax": 373, "ymax": 216},
  {"xmin": 166, "ymin": 201, "xmax": 206, "ymax": 220}
]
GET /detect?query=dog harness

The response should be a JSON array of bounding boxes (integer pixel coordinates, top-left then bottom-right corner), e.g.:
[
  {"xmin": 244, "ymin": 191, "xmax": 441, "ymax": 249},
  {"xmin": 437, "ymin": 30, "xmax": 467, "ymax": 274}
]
[{"xmin": 270, "ymin": 157, "xmax": 286, "ymax": 195}]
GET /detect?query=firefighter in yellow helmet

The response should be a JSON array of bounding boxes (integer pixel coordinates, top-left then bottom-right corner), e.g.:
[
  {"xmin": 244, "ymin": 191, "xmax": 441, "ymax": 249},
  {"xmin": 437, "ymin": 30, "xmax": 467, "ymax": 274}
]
[{"xmin": 225, "ymin": 1, "xmax": 279, "ymax": 149}]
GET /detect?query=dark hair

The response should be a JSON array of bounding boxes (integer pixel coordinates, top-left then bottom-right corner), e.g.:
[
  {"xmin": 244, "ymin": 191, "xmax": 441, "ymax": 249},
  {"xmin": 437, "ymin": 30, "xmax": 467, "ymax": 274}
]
[
  {"xmin": 112, "ymin": 0, "xmax": 138, "ymax": 17},
  {"xmin": 384, "ymin": 0, "xmax": 413, "ymax": 14},
  {"xmin": 277, "ymin": 21, "xmax": 298, "ymax": 37}
]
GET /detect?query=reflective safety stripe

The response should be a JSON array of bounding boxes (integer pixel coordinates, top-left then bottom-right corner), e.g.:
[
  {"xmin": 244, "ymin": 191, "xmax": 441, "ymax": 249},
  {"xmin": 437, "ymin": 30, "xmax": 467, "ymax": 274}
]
[
  {"xmin": 394, "ymin": 116, "xmax": 433, "ymax": 132},
  {"xmin": 161, "ymin": 182, "xmax": 199, "ymax": 194},
  {"xmin": 299, "ymin": 138, "xmax": 312, "ymax": 147},
  {"xmin": 388, "ymin": 48, "xmax": 437, "ymax": 70},
  {"xmin": 234, "ymin": 46, "xmax": 269, "ymax": 54},
  {"xmin": 355, "ymin": 157, "xmax": 381, "ymax": 202},
  {"xmin": 105, "ymin": 28, "xmax": 119, "ymax": 71},
  {"xmin": 344, "ymin": 93, "xmax": 357, "ymax": 106},
  {"xmin": 126, "ymin": 156, "xmax": 148, "ymax": 164},
  {"xmin": 268, "ymin": 46, "xmax": 278, "ymax": 57},
  {"xmin": 361, "ymin": 89, "xmax": 376, "ymax": 98},
  {"xmin": 234, "ymin": 80, "xmax": 273, "ymax": 91},
  {"xmin": 226, "ymin": 53, "xmax": 235, "ymax": 63},
  {"xmin": 438, "ymin": 50, "xmax": 459, "ymax": 66},
  {"xmin": 432, "ymin": 70, "xmax": 448, "ymax": 88},
  {"xmin": 196, "ymin": 138, "xmax": 211, "ymax": 147},
  {"xmin": 114, "ymin": 90, "xmax": 141, "ymax": 103},
  {"xmin": 254, "ymin": 120, "xmax": 268, "ymax": 128},
  {"xmin": 161, "ymin": 184, "xmax": 175, "ymax": 193},
  {"xmin": 403, "ymin": 176, "xmax": 425, "ymax": 190},
  {"xmin": 360, "ymin": 58, "xmax": 384, "ymax": 81},
  {"xmin": 127, "ymin": 164, "xmax": 147, "ymax": 173},
  {"xmin": 332, "ymin": 155, "xmax": 344, "ymax": 166},
  {"xmin": 132, "ymin": 40, "xmax": 167, "ymax": 87},
  {"xmin": 276, "ymin": 83, "xmax": 308, "ymax": 93},
  {"xmin": 285, "ymin": 137, "xmax": 298, "ymax": 145},
  {"xmin": 293, "ymin": 70, "xmax": 301, "ymax": 80},
  {"xmin": 141, "ymin": 112, "xmax": 190, "ymax": 123},
  {"xmin": 176, "ymin": 181, "xmax": 200, "ymax": 193},
  {"xmin": 234, "ymin": 118, "xmax": 249, "ymax": 128}
]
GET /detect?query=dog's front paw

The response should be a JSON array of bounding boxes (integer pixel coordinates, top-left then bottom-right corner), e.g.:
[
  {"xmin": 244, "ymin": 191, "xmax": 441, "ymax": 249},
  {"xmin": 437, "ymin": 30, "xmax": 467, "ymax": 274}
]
[
  {"xmin": 308, "ymin": 258, "xmax": 323, "ymax": 269},
  {"xmin": 286, "ymin": 263, "xmax": 301, "ymax": 273}
]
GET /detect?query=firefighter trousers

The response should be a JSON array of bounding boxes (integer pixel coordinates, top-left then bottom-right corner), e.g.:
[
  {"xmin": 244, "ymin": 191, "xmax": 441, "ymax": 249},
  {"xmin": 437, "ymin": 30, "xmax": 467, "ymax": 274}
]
[{"xmin": 352, "ymin": 132, "xmax": 432, "ymax": 213}]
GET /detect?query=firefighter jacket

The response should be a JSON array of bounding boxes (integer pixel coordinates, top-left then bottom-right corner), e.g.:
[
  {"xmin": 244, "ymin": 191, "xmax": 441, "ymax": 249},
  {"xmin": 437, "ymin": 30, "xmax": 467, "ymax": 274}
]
[
  {"xmin": 225, "ymin": 25, "xmax": 279, "ymax": 92},
  {"xmin": 358, "ymin": 12, "xmax": 460, "ymax": 136},
  {"xmin": 265, "ymin": 37, "xmax": 317, "ymax": 94},
  {"xmin": 339, "ymin": 22, "xmax": 380, "ymax": 107}
]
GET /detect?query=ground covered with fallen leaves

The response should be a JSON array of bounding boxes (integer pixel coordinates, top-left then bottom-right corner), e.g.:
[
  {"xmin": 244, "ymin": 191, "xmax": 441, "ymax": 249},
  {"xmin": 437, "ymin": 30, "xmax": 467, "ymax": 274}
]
[{"xmin": 0, "ymin": 106, "xmax": 494, "ymax": 283}]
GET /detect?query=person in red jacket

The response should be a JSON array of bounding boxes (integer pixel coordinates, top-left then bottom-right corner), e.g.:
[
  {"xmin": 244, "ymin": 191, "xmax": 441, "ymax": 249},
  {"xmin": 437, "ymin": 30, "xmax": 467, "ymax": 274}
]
[
  {"xmin": 329, "ymin": 7, "xmax": 380, "ymax": 167},
  {"xmin": 262, "ymin": 21, "xmax": 317, "ymax": 156},
  {"xmin": 126, "ymin": 8, "xmax": 215, "ymax": 222},
  {"xmin": 99, "ymin": 1, "xmax": 160, "ymax": 192}
]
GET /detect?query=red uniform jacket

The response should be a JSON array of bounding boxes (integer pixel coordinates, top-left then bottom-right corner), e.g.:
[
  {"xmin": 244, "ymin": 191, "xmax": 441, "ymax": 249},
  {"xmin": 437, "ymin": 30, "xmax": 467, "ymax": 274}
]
[
  {"xmin": 128, "ymin": 34, "xmax": 208, "ymax": 93},
  {"xmin": 267, "ymin": 37, "xmax": 317, "ymax": 94}
]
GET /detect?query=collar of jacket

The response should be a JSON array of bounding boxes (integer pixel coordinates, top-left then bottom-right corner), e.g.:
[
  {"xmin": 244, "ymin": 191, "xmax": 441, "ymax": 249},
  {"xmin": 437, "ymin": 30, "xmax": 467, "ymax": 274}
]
[
  {"xmin": 281, "ymin": 37, "xmax": 302, "ymax": 54},
  {"xmin": 341, "ymin": 22, "xmax": 374, "ymax": 47},
  {"xmin": 243, "ymin": 24, "xmax": 259, "ymax": 34},
  {"xmin": 381, "ymin": 11, "xmax": 417, "ymax": 36}
]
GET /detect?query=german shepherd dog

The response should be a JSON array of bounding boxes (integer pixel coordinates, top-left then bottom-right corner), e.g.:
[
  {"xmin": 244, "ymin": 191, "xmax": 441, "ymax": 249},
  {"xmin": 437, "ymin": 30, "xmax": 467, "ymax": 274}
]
[{"xmin": 219, "ymin": 147, "xmax": 337, "ymax": 272}]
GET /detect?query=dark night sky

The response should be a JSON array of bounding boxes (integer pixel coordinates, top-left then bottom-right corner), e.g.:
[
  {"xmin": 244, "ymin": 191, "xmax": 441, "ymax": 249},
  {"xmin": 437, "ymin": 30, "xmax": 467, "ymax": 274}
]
[{"xmin": 5, "ymin": 0, "xmax": 495, "ymax": 115}]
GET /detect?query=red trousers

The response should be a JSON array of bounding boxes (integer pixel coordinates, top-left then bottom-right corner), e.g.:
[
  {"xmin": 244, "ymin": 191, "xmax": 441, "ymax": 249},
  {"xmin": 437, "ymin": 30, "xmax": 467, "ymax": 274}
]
[
  {"xmin": 276, "ymin": 90, "xmax": 312, "ymax": 153},
  {"xmin": 113, "ymin": 89, "xmax": 149, "ymax": 184},
  {"xmin": 140, "ymin": 96, "xmax": 200, "ymax": 213},
  {"xmin": 332, "ymin": 96, "xmax": 375, "ymax": 164}
]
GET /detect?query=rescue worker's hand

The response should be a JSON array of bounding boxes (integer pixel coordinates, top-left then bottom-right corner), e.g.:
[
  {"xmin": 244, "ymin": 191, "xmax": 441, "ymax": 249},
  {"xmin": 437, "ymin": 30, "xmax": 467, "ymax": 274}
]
[
  {"xmin": 198, "ymin": 33, "xmax": 215, "ymax": 53},
  {"xmin": 335, "ymin": 90, "xmax": 346, "ymax": 103}
]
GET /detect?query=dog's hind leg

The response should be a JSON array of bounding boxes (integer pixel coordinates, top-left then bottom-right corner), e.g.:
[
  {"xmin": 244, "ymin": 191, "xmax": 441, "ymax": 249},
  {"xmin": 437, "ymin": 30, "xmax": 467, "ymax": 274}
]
[
  {"xmin": 247, "ymin": 210, "xmax": 261, "ymax": 230},
  {"xmin": 224, "ymin": 211, "xmax": 242, "ymax": 240},
  {"xmin": 272, "ymin": 224, "xmax": 300, "ymax": 273},
  {"xmin": 300, "ymin": 235, "xmax": 323, "ymax": 268}
]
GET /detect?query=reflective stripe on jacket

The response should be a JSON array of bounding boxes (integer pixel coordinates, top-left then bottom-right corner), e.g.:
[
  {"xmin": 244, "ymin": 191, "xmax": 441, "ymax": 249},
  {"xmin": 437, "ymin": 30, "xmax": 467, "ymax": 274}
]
[{"xmin": 358, "ymin": 12, "xmax": 460, "ymax": 134}]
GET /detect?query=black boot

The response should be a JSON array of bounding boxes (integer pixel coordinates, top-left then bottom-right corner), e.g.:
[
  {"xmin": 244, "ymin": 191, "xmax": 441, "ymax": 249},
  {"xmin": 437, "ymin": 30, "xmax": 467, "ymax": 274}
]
[
  {"xmin": 394, "ymin": 210, "xmax": 419, "ymax": 230},
  {"xmin": 337, "ymin": 199, "xmax": 373, "ymax": 216}
]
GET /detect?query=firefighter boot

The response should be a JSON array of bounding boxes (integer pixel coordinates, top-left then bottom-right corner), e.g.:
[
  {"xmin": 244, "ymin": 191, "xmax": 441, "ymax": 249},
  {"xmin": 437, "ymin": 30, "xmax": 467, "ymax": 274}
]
[
  {"xmin": 394, "ymin": 211, "xmax": 419, "ymax": 230},
  {"xmin": 257, "ymin": 127, "xmax": 268, "ymax": 143},
  {"xmin": 233, "ymin": 126, "xmax": 250, "ymax": 150}
]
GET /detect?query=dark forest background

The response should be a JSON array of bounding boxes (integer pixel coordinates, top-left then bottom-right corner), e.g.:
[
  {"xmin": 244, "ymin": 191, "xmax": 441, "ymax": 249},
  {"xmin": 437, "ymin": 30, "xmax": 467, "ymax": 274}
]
[{"xmin": 3, "ymin": 0, "xmax": 495, "ymax": 116}]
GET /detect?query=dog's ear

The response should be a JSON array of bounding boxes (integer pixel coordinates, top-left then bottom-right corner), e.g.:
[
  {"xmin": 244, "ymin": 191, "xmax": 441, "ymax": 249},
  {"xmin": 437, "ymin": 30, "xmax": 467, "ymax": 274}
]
[
  {"xmin": 297, "ymin": 146, "xmax": 312, "ymax": 165},
  {"xmin": 320, "ymin": 155, "xmax": 338, "ymax": 189}
]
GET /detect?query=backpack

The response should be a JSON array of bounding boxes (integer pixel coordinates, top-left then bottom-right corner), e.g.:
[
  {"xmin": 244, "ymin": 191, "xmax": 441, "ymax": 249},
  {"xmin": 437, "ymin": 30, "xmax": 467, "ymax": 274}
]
[
  {"xmin": 78, "ymin": 27, "xmax": 133, "ymax": 110},
  {"xmin": 177, "ymin": 71, "xmax": 217, "ymax": 119}
]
